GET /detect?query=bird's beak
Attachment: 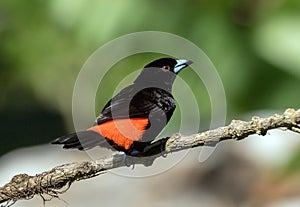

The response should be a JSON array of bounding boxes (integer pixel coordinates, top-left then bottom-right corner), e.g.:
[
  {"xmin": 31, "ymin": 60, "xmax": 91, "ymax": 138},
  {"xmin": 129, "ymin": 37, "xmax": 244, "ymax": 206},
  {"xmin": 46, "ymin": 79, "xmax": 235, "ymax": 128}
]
[{"xmin": 174, "ymin": 59, "xmax": 193, "ymax": 73}]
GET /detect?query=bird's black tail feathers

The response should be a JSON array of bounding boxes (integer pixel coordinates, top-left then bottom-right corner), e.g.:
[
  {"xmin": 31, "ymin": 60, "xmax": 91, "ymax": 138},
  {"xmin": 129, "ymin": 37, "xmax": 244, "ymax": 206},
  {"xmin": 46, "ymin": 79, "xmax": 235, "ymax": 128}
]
[{"xmin": 51, "ymin": 131, "xmax": 109, "ymax": 150}]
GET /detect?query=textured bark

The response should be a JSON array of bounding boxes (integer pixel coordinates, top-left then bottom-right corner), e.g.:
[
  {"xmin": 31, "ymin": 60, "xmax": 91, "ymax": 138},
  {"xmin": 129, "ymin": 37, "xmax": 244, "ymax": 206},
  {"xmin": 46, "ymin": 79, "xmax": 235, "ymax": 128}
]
[{"xmin": 0, "ymin": 108, "xmax": 300, "ymax": 206}]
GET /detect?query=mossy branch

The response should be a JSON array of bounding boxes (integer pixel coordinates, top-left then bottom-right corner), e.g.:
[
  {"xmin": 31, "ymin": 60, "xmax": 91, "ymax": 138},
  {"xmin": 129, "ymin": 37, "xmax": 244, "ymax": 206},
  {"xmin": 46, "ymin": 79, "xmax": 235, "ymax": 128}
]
[{"xmin": 1, "ymin": 108, "xmax": 300, "ymax": 206}]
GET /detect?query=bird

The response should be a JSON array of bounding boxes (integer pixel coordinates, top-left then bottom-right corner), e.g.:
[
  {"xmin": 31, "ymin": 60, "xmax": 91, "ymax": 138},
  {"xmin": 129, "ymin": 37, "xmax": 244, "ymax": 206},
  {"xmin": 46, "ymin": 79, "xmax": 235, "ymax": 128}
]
[{"xmin": 51, "ymin": 58, "xmax": 193, "ymax": 156}]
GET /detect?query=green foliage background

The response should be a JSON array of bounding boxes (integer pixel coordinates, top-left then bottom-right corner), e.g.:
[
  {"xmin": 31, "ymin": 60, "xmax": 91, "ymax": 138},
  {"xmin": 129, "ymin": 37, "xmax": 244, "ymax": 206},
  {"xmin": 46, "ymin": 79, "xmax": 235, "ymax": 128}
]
[{"xmin": 0, "ymin": 0, "xmax": 299, "ymax": 157}]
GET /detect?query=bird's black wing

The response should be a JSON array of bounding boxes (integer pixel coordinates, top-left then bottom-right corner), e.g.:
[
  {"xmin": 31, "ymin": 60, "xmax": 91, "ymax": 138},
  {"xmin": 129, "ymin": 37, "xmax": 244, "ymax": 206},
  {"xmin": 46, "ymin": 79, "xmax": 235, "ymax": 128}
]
[{"xmin": 95, "ymin": 84, "xmax": 176, "ymax": 125}]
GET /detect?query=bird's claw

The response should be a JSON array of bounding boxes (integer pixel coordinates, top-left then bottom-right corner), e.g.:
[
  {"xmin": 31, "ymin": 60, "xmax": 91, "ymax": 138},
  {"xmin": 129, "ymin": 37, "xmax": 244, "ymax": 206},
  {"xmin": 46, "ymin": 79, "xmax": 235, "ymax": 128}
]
[{"xmin": 123, "ymin": 153, "xmax": 135, "ymax": 169}]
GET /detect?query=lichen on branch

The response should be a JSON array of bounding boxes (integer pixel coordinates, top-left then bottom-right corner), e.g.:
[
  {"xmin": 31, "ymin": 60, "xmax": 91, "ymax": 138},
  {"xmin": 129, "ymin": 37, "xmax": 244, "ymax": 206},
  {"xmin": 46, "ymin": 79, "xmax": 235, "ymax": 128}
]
[{"xmin": 0, "ymin": 108, "xmax": 300, "ymax": 206}]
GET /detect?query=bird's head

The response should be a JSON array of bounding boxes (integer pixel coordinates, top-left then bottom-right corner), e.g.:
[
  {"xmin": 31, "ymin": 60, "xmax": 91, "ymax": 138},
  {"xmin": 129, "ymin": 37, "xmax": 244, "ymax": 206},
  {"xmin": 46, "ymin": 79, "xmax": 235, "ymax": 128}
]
[
  {"xmin": 144, "ymin": 58, "xmax": 193, "ymax": 74},
  {"xmin": 134, "ymin": 58, "xmax": 193, "ymax": 91}
]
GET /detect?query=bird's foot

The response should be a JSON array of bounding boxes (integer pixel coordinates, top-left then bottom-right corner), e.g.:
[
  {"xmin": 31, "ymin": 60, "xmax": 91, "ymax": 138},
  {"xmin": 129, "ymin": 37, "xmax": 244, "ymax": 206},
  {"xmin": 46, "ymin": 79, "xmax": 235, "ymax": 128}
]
[{"xmin": 123, "ymin": 153, "xmax": 136, "ymax": 169}]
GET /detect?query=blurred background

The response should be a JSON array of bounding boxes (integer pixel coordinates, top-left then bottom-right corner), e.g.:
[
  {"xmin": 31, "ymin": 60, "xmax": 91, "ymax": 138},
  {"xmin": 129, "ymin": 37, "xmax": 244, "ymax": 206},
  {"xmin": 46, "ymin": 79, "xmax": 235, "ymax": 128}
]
[{"xmin": 1, "ymin": 0, "xmax": 300, "ymax": 206}]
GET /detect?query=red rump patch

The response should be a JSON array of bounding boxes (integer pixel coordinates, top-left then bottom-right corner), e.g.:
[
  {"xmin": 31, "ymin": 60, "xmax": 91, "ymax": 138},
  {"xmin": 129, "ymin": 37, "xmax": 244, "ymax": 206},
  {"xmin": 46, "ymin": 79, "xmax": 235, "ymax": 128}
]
[{"xmin": 88, "ymin": 118, "xmax": 149, "ymax": 150}]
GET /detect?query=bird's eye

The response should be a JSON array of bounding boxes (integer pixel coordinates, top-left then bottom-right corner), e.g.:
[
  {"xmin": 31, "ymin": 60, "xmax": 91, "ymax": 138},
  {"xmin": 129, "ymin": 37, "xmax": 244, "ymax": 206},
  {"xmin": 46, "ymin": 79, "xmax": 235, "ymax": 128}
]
[{"xmin": 162, "ymin": 65, "xmax": 170, "ymax": 71}]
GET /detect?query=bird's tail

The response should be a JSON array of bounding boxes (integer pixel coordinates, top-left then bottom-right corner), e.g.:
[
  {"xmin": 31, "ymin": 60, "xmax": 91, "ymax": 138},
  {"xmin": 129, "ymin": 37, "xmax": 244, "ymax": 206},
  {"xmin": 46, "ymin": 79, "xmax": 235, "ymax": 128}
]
[{"xmin": 51, "ymin": 130, "xmax": 108, "ymax": 150}]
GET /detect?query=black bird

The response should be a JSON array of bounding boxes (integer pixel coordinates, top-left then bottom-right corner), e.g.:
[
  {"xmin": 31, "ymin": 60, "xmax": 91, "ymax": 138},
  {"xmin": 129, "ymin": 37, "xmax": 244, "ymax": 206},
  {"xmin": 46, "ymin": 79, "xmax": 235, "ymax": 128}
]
[{"xmin": 52, "ymin": 58, "xmax": 192, "ymax": 156}]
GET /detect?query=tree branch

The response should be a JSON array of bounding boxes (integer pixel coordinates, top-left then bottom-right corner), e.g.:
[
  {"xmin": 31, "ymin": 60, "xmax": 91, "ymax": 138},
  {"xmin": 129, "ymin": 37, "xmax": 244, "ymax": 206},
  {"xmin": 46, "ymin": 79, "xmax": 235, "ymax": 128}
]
[{"xmin": 1, "ymin": 108, "xmax": 300, "ymax": 206}]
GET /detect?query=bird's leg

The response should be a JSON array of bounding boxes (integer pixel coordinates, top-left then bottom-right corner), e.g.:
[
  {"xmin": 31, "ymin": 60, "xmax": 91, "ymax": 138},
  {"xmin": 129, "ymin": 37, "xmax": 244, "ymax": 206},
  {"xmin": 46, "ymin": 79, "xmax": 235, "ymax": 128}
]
[
  {"xmin": 123, "ymin": 153, "xmax": 130, "ymax": 167},
  {"xmin": 123, "ymin": 153, "xmax": 136, "ymax": 169}
]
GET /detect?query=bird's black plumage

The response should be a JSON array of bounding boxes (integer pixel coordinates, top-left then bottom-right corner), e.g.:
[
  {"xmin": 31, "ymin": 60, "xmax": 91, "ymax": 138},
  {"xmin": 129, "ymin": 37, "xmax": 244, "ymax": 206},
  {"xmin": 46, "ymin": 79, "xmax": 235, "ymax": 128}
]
[{"xmin": 52, "ymin": 58, "xmax": 192, "ymax": 156}]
